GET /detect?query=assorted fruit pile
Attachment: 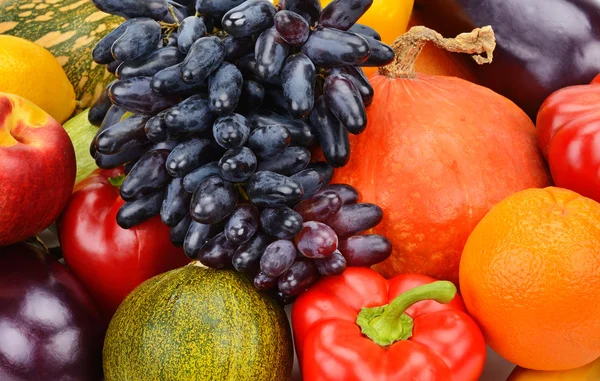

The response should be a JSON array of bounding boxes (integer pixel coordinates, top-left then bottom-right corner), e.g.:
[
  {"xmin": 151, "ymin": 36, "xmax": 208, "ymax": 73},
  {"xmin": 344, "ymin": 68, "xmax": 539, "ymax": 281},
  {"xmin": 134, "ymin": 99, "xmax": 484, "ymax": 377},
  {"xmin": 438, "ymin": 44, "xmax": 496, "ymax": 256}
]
[{"xmin": 3, "ymin": 0, "xmax": 600, "ymax": 380}]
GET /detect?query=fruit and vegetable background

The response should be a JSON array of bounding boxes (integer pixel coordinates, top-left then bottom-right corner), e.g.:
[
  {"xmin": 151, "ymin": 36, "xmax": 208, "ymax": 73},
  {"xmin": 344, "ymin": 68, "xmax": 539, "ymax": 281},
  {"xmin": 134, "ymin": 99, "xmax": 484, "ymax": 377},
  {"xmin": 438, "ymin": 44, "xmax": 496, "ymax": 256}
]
[{"xmin": 2, "ymin": 0, "xmax": 600, "ymax": 380}]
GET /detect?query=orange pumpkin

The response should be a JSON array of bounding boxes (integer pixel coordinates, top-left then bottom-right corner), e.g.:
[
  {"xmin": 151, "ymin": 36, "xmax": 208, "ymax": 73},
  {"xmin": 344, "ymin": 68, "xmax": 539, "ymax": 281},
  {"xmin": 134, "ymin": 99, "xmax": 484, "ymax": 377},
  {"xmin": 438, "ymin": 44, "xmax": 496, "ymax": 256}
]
[{"xmin": 331, "ymin": 26, "xmax": 551, "ymax": 284}]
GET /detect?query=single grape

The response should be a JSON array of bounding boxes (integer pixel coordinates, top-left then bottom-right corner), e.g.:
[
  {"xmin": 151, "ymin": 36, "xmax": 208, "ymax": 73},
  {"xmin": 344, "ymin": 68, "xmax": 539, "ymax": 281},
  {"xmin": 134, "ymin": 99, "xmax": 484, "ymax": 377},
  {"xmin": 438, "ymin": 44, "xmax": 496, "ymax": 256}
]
[
  {"xmin": 324, "ymin": 73, "xmax": 367, "ymax": 134},
  {"xmin": 295, "ymin": 221, "xmax": 338, "ymax": 259},
  {"xmin": 274, "ymin": 10, "xmax": 309, "ymax": 45},
  {"xmin": 306, "ymin": 162, "xmax": 334, "ymax": 185},
  {"xmin": 163, "ymin": 95, "xmax": 216, "ymax": 136},
  {"xmin": 281, "ymin": 53, "xmax": 315, "ymax": 118},
  {"xmin": 260, "ymin": 240, "xmax": 296, "ymax": 277},
  {"xmin": 254, "ymin": 272, "xmax": 278, "ymax": 291},
  {"xmin": 181, "ymin": 36, "xmax": 226, "ymax": 83},
  {"xmin": 249, "ymin": 111, "xmax": 316, "ymax": 147},
  {"xmin": 233, "ymin": 233, "xmax": 272, "ymax": 274},
  {"xmin": 291, "ymin": 169, "xmax": 324, "ymax": 200},
  {"xmin": 218, "ymin": 147, "xmax": 257, "ymax": 182},
  {"xmin": 109, "ymin": 77, "xmax": 178, "ymax": 114},
  {"xmin": 349, "ymin": 23, "xmax": 381, "ymax": 41},
  {"xmin": 361, "ymin": 37, "xmax": 395, "ymax": 67},
  {"xmin": 338, "ymin": 235, "xmax": 392, "ymax": 267},
  {"xmin": 246, "ymin": 171, "xmax": 304, "ymax": 207},
  {"xmin": 106, "ymin": 60, "xmax": 122, "ymax": 74},
  {"xmin": 117, "ymin": 47, "xmax": 184, "ymax": 80},
  {"xmin": 278, "ymin": 260, "xmax": 319, "ymax": 296},
  {"xmin": 213, "ymin": 114, "xmax": 252, "ymax": 149},
  {"xmin": 331, "ymin": 66, "xmax": 373, "ymax": 106},
  {"xmin": 209, "ymin": 62, "xmax": 243, "ymax": 115},
  {"xmin": 319, "ymin": 0, "xmax": 373, "ymax": 31},
  {"xmin": 96, "ymin": 114, "xmax": 150, "ymax": 155},
  {"xmin": 282, "ymin": 0, "xmax": 322, "ymax": 25},
  {"xmin": 325, "ymin": 203, "xmax": 383, "ymax": 237},
  {"xmin": 120, "ymin": 149, "xmax": 171, "ymax": 201},
  {"xmin": 152, "ymin": 63, "xmax": 208, "ymax": 95},
  {"xmin": 88, "ymin": 86, "xmax": 113, "ymax": 126},
  {"xmin": 161, "ymin": 177, "xmax": 192, "ymax": 227},
  {"xmin": 94, "ymin": 145, "xmax": 149, "ymax": 170},
  {"xmin": 314, "ymin": 250, "xmax": 347, "ymax": 276},
  {"xmin": 302, "ymin": 27, "xmax": 370, "ymax": 67},
  {"xmin": 235, "ymin": 80, "xmax": 265, "ymax": 115},
  {"xmin": 254, "ymin": 27, "xmax": 290, "ymax": 82},
  {"xmin": 190, "ymin": 175, "xmax": 238, "ymax": 224},
  {"xmin": 225, "ymin": 204, "xmax": 260, "ymax": 245},
  {"xmin": 247, "ymin": 125, "xmax": 291, "ymax": 160},
  {"xmin": 92, "ymin": 18, "xmax": 137, "ymax": 64},
  {"xmin": 237, "ymin": 53, "xmax": 258, "ymax": 79},
  {"xmin": 317, "ymin": 184, "xmax": 359, "ymax": 205},
  {"xmin": 170, "ymin": 214, "xmax": 192, "ymax": 246},
  {"xmin": 260, "ymin": 207, "xmax": 304, "ymax": 239},
  {"xmin": 257, "ymin": 146, "xmax": 311, "ymax": 176},
  {"xmin": 309, "ymin": 96, "xmax": 350, "ymax": 168},
  {"xmin": 294, "ymin": 191, "xmax": 342, "ymax": 222},
  {"xmin": 144, "ymin": 110, "xmax": 170, "ymax": 142},
  {"xmin": 116, "ymin": 190, "xmax": 165, "ymax": 229},
  {"xmin": 184, "ymin": 220, "xmax": 216, "ymax": 258},
  {"xmin": 221, "ymin": 0, "xmax": 276, "ymax": 37},
  {"xmin": 91, "ymin": 0, "xmax": 173, "ymax": 21},
  {"xmin": 177, "ymin": 16, "xmax": 207, "ymax": 54},
  {"xmin": 183, "ymin": 162, "xmax": 221, "ymax": 193},
  {"xmin": 223, "ymin": 35, "xmax": 255, "ymax": 62},
  {"xmin": 195, "ymin": 0, "xmax": 246, "ymax": 15},
  {"xmin": 166, "ymin": 139, "xmax": 214, "ymax": 177},
  {"xmin": 197, "ymin": 232, "xmax": 237, "ymax": 269},
  {"xmin": 111, "ymin": 18, "xmax": 161, "ymax": 61}
]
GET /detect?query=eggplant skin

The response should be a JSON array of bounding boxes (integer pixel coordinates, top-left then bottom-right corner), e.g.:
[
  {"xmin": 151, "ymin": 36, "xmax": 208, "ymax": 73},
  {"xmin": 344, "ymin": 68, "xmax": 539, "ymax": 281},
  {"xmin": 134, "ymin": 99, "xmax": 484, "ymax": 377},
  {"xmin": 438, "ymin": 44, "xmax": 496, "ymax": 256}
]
[
  {"xmin": 0, "ymin": 242, "xmax": 104, "ymax": 381},
  {"xmin": 415, "ymin": 0, "xmax": 600, "ymax": 118}
]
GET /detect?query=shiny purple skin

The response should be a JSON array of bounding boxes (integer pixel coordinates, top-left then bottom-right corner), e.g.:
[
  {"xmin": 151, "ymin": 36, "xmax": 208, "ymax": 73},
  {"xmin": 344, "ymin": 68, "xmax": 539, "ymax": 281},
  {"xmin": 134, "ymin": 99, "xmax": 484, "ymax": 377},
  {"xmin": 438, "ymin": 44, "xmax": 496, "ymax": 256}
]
[
  {"xmin": 0, "ymin": 243, "xmax": 104, "ymax": 381},
  {"xmin": 416, "ymin": 0, "xmax": 600, "ymax": 118}
]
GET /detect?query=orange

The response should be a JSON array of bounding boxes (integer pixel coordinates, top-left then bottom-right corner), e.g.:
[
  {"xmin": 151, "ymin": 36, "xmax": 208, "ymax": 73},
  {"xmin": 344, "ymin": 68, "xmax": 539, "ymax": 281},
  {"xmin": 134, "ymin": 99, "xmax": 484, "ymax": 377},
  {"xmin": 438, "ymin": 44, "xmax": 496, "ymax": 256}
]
[{"xmin": 459, "ymin": 187, "xmax": 600, "ymax": 371}]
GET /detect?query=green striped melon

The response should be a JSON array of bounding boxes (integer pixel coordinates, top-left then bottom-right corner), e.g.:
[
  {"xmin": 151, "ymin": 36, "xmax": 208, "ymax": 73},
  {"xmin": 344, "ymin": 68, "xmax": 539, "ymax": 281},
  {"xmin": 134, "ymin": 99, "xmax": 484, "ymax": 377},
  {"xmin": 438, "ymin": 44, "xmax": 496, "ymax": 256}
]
[{"xmin": 0, "ymin": 0, "xmax": 123, "ymax": 114}]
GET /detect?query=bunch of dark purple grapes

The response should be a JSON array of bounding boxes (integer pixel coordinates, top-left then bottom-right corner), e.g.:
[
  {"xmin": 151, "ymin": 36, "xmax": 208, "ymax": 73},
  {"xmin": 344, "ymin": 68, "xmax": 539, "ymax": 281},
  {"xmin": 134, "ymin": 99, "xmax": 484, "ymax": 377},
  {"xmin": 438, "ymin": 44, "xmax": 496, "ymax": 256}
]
[{"xmin": 87, "ymin": 0, "xmax": 394, "ymax": 299}]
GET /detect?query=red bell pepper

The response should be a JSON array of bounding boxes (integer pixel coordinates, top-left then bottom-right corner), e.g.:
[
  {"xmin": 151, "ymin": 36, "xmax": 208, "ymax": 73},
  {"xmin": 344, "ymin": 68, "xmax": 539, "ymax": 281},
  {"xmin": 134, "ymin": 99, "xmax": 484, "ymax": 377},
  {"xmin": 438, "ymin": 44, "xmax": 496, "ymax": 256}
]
[
  {"xmin": 292, "ymin": 267, "xmax": 486, "ymax": 381},
  {"xmin": 58, "ymin": 167, "xmax": 189, "ymax": 322},
  {"xmin": 537, "ymin": 74, "xmax": 600, "ymax": 203}
]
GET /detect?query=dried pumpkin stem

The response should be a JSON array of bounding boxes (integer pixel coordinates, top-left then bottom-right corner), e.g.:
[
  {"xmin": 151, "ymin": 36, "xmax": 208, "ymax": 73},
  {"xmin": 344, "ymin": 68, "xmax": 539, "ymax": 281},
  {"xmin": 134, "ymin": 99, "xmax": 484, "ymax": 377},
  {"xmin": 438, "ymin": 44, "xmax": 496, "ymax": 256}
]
[{"xmin": 380, "ymin": 25, "xmax": 497, "ymax": 79}]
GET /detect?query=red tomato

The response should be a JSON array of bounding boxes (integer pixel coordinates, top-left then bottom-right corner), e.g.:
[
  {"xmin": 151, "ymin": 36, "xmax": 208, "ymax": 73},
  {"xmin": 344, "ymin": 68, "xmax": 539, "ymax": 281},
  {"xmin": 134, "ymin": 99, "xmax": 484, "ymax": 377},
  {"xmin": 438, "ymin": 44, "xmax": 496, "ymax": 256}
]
[
  {"xmin": 59, "ymin": 168, "xmax": 189, "ymax": 322},
  {"xmin": 537, "ymin": 74, "xmax": 600, "ymax": 203}
]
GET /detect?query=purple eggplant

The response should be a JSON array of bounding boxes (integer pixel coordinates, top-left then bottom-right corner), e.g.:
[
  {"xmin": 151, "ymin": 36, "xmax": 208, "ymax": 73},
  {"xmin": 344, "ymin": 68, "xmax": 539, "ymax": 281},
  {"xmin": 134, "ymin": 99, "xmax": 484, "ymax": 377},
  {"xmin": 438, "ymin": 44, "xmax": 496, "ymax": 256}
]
[
  {"xmin": 0, "ymin": 243, "xmax": 104, "ymax": 381},
  {"xmin": 415, "ymin": 0, "xmax": 600, "ymax": 118}
]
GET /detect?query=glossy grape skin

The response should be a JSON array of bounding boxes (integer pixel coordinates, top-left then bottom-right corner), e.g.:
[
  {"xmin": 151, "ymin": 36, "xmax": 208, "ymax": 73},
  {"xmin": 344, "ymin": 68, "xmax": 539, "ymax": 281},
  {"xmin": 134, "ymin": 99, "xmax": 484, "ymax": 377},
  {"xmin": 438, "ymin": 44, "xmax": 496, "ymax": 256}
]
[
  {"xmin": 94, "ymin": 145, "xmax": 149, "ymax": 170},
  {"xmin": 97, "ymin": 114, "xmax": 150, "ymax": 155},
  {"xmin": 254, "ymin": 27, "xmax": 290, "ymax": 82},
  {"xmin": 233, "ymin": 233, "xmax": 272, "ymax": 274},
  {"xmin": 224, "ymin": 204, "xmax": 260, "ymax": 245},
  {"xmin": 324, "ymin": 74, "xmax": 367, "ymax": 134},
  {"xmin": 247, "ymin": 125, "xmax": 291, "ymax": 160},
  {"xmin": 91, "ymin": 0, "xmax": 173, "ymax": 21},
  {"xmin": 195, "ymin": 0, "xmax": 245, "ymax": 15},
  {"xmin": 282, "ymin": 0, "xmax": 322, "ymax": 25},
  {"xmin": 144, "ymin": 110, "xmax": 170, "ymax": 142},
  {"xmin": 317, "ymin": 184, "xmax": 359, "ymax": 205},
  {"xmin": 111, "ymin": 19, "xmax": 161, "ymax": 61},
  {"xmin": 209, "ymin": 62, "xmax": 243, "ymax": 115},
  {"xmin": 109, "ymin": 77, "xmax": 179, "ymax": 114},
  {"xmin": 92, "ymin": 105, "xmax": 129, "ymax": 156},
  {"xmin": 275, "ymin": 10, "xmax": 309, "ymax": 45},
  {"xmin": 314, "ymin": 250, "xmax": 347, "ymax": 276},
  {"xmin": 294, "ymin": 191, "xmax": 342, "ymax": 222},
  {"xmin": 197, "ymin": 233, "xmax": 238, "ymax": 269},
  {"xmin": 177, "ymin": 16, "xmax": 207, "ymax": 54},
  {"xmin": 92, "ymin": 19, "xmax": 137, "ymax": 64},
  {"xmin": 309, "ymin": 96, "xmax": 350, "ymax": 168},
  {"xmin": 361, "ymin": 37, "xmax": 395, "ymax": 67},
  {"xmin": 181, "ymin": 36, "xmax": 226, "ymax": 83},
  {"xmin": 295, "ymin": 221, "xmax": 338, "ymax": 258},
  {"xmin": 166, "ymin": 139, "xmax": 214, "ymax": 177},
  {"xmin": 190, "ymin": 175, "xmax": 238, "ymax": 224},
  {"xmin": 257, "ymin": 146, "xmax": 311, "ymax": 176},
  {"xmin": 320, "ymin": 0, "xmax": 373, "ymax": 31},
  {"xmin": 212, "ymin": 114, "xmax": 251, "ymax": 149},
  {"xmin": 170, "ymin": 214, "xmax": 192, "ymax": 246},
  {"xmin": 223, "ymin": 35, "xmax": 255, "ymax": 62},
  {"xmin": 306, "ymin": 162, "xmax": 334, "ymax": 185},
  {"xmin": 237, "ymin": 54, "xmax": 258, "ymax": 79},
  {"xmin": 302, "ymin": 27, "xmax": 370, "ymax": 67},
  {"xmin": 325, "ymin": 203, "xmax": 383, "ymax": 237},
  {"xmin": 278, "ymin": 260, "xmax": 319, "ymax": 296},
  {"xmin": 260, "ymin": 240, "xmax": 296, "ymax": 277},
  {"xmin": 246, "ymin": 171, "xmax": 304, "ymax": 207},
  {"xmin": 107, "ymin": 60, "xmax": 122, "ymax": 74},
  {"xmin": 88, "ymin": 86, "xmax": 113, "ymax": 126},
  {"xmin": 338, "ymin": 235, "xmax": 392, "ymax": 267},
  {"xmin": 291, "ymin": 169, "xmax": 324, "ymax": 199},
  {"xmin": 164, "ymin": 95, "xmax": 216, "ymax": 136},
  {"xmin": 116, "ymin": 47, "xmax": 183, "ymax": 80},
  {"xmin": 183, "ymin": 220, "xmax": 216, "ymax": 258},
  {"xmin": 222, "ymin": 0, "xmax": 276, "ymax": 37},
  {"xmin": 349, "ymin": 23, "xmax": 381, "ymax": 41},
  {"xmin": 260, "ymin": 207, "xmax": 303, "ymax": 239},
  {"xmin": 120, "ymin": 149, "xmax": 171, "ymax": 201},
  {"xmin": 249, "ymin": 111, "xmax": 316, "ymax": 147},
  {"xmin": 235, "ymin": 81, "xmax": 264, "ymax": 115},
  {"xmin": 218, "ymin": 147, "xmax": 257, "ymax": 182},
  {"xmin": 281, "ymin": 53, "xmax": 315, "ymax": 118},
  {"xmin": 161, "ymin": 177, "xmax": 192, "ymax": 227},
  {"xmin": 152, "ymin": 63, "xmax": 208, "ymax": 95},
  {"xmin": 182, "ymin": 162, "xmax": 220, "ymax": 193},
  {"xmin": 254, "ymin": 272, "xmax": 278, "ymax": 291},
  {"xmin": 331, "ymin": 66, "xmax": 374, "ymax": 106},
  {"xmin": 117, "ymin": 190, "xmax": 165, "ymax": 229}
]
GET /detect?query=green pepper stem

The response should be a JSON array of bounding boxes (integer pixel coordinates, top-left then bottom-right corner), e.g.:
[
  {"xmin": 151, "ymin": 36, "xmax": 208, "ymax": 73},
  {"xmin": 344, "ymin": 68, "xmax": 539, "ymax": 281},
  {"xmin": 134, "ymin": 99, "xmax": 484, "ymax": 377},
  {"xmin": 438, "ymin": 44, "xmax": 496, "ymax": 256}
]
[
  {"xmin": 356, "ymin": 281, "xmax": 457, "ymax": 346},
  {"xmin": 108, "ymin": 174, "xmax": 127, "ymax": 188}
]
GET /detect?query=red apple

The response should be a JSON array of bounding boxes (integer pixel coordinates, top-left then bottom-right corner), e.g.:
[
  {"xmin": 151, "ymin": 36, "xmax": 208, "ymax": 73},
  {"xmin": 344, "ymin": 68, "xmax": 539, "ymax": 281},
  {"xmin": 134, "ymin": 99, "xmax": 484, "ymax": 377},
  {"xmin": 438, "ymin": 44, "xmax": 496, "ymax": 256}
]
[{"xmin": 0, "ymin": 93, "xmax": 76, "ymax": 246}]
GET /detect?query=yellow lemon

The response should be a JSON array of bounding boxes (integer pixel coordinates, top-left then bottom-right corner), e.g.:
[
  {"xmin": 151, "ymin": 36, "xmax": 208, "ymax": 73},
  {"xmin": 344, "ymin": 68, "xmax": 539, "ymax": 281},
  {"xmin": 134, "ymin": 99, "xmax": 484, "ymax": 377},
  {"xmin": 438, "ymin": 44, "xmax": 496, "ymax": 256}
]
[{"xmin": 0, "ymin": 35, "xmax": 76, "ymax": 123}]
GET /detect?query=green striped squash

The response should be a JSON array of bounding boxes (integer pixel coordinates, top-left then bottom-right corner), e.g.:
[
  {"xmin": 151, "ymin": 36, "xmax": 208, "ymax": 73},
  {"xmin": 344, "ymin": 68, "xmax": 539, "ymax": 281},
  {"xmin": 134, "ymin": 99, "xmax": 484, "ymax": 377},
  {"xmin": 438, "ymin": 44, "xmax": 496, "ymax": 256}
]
[{"xmin": 0, "ymin": 0, "xmax": 123, "ymax": 114}]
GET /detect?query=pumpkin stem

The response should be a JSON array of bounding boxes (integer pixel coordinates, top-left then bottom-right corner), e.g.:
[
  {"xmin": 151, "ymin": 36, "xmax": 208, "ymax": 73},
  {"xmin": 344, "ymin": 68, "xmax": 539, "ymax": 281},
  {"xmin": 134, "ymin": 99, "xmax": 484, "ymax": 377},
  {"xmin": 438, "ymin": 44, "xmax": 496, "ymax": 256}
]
[{"xmin": 381, "ymin": 26, "xmax": 497, "ymax": 79}]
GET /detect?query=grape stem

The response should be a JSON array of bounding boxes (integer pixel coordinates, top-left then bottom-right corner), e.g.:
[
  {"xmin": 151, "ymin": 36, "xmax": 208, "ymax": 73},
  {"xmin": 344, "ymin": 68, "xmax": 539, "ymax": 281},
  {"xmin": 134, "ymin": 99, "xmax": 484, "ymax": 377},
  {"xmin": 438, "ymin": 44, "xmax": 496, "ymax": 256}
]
[{"xmin": 380, "ymin": 26, "xmax": 497, "ymax": 79}]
